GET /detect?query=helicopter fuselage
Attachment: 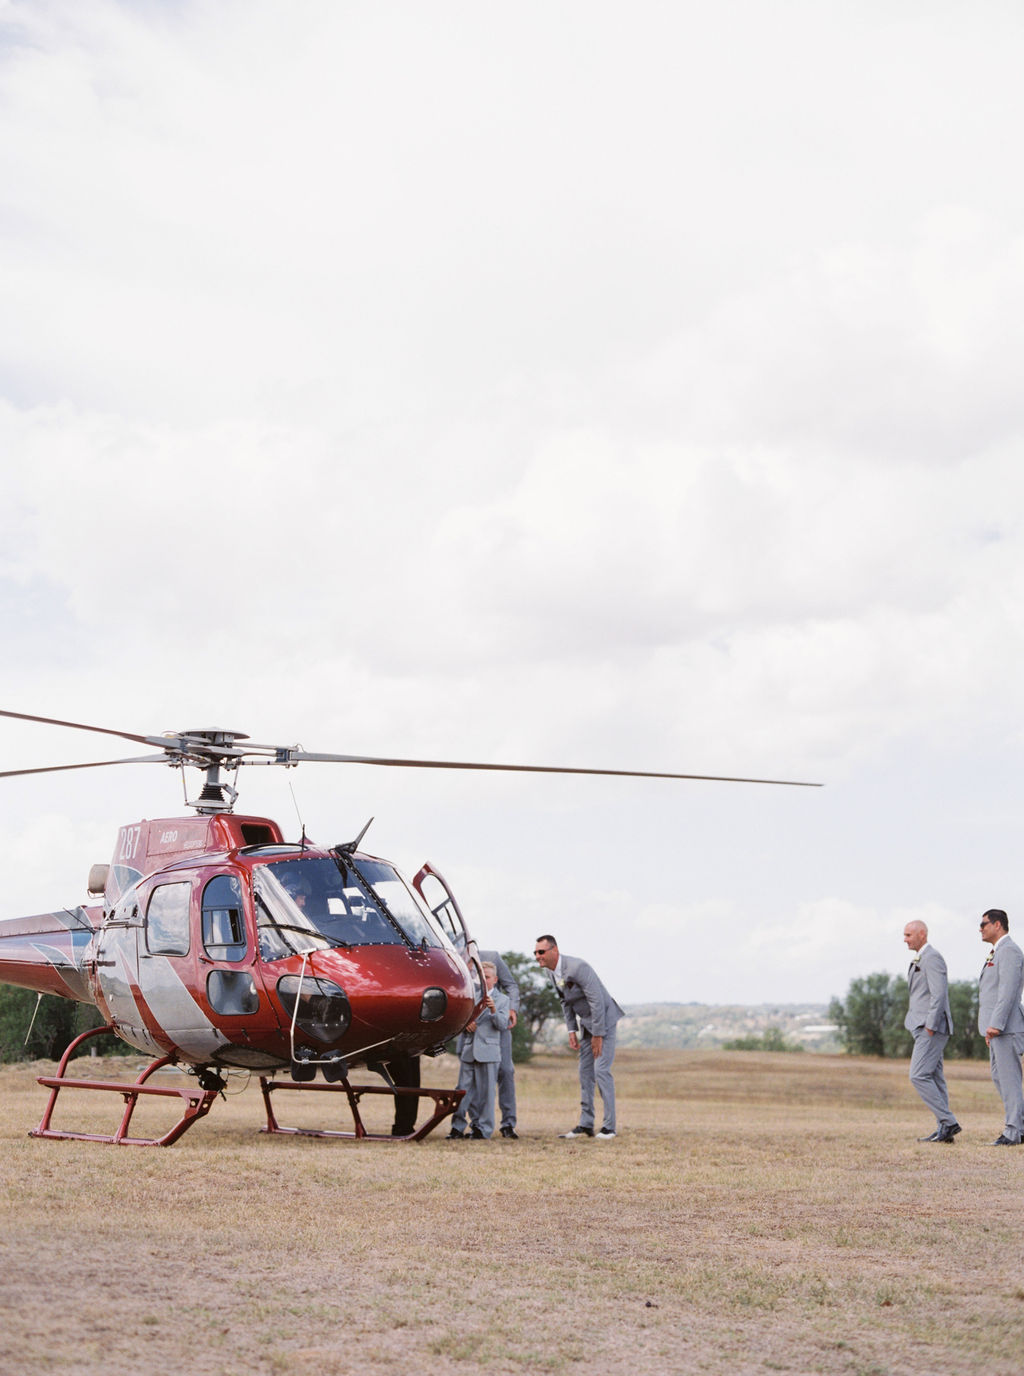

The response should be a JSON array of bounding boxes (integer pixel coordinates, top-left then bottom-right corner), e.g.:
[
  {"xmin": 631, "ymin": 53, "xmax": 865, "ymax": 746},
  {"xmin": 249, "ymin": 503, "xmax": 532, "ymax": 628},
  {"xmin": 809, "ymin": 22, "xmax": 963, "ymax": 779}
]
[{"xmin": 0, "ymin": 813, "xmax": 478, "ymax": 1077}]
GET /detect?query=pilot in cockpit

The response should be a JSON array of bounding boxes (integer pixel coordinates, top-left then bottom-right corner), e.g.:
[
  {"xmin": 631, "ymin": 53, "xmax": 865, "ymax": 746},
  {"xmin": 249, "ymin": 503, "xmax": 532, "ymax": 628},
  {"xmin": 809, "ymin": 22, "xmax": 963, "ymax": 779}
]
[{"xmin": 280, "ymin": 869, "xmax": 326, "ymax": 923}]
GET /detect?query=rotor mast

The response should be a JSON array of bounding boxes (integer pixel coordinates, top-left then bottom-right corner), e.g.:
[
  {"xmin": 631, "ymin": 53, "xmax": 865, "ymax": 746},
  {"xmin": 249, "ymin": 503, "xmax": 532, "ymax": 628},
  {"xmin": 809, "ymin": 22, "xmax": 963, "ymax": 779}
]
[{"xmin": 173, "ymin": 729, "xmax": 249, "ymax": 814}]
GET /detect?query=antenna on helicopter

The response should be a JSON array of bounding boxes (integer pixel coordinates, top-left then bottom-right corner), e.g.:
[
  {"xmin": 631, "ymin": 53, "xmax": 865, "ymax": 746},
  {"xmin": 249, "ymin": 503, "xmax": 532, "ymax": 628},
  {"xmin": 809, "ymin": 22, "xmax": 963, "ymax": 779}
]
[
  {"xmin": 288, "ymin": 780, "xmax": 308, "ymax": 851},
  {"xmin": 336, "ymin": 817, "xmax": 375, "ymax": 854}
]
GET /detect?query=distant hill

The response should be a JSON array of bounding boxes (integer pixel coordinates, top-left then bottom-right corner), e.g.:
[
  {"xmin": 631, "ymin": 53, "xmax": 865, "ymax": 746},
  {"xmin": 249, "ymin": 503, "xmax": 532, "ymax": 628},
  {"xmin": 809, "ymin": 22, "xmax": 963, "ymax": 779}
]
[{"xmin": 558, "ymin": 1002, "xmax": 840, "ymax": 1052}]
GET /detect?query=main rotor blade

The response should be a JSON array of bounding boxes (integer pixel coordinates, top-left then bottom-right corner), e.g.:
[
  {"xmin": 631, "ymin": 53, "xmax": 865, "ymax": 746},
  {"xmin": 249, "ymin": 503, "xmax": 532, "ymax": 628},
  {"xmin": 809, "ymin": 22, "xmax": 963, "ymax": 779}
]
[
  {"xmin": 0, "ymin": 708, "xmax": 154, "ymax": 748},
  {"xmin": 271, "ymin": 750, "xmax": 822, "ymax": 787},
  {"xmin": 0, "ymin": 754, "xmax": 171, "ymax": 779},
  {"xmin": 0, "ymin": 710, "xmax": 822, "ymax": 787}
]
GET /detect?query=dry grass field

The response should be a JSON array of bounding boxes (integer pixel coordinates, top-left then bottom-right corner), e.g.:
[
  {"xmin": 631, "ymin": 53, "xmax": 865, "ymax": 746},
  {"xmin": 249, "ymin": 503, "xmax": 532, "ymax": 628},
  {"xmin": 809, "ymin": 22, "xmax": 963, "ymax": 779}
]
[{"xmin": 1, "ymin": 1048, "xmax": 1022, "ymax": 1376}]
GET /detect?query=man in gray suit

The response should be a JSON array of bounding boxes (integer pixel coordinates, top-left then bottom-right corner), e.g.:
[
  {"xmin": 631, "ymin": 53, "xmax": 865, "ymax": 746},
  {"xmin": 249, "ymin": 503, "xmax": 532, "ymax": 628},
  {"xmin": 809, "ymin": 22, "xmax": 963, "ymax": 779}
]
[
  {"xmin": 978, "ymin": 909, "xmax": 1024, "ymax": 1145},
  {"xmin": 903, "ymin": 920, "xmax": 959, "ymax": 1142},
  {"xmin": 535, "ymin": 934, "xmax": 623, "ymax": 1140}
]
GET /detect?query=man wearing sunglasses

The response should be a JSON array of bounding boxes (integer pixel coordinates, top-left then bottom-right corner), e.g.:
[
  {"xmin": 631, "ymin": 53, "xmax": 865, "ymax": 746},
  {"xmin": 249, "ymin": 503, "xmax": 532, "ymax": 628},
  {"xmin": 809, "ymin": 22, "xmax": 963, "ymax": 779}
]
[
  {"xmin": 535, "ymin": 935, "xmax": 622, "ymax": 1140},
  {"xmin": 978, "ymin": 909, "xmax": 1024, "ymax": 1145}
]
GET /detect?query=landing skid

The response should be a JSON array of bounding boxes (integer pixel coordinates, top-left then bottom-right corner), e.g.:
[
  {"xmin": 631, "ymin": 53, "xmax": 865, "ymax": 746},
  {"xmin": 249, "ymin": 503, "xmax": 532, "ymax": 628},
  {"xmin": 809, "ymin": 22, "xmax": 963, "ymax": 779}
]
[
  {"xmin": 31, "ymin": 1025, "xmax": 219, "ymax": 1147},
  {"xmin": 30, "ymin": 1026, "xmax": 463, "ymax": 1145},
  {"xmin": 259, "ymin": 1076, "xmax": 463, "ymax": 1141}
]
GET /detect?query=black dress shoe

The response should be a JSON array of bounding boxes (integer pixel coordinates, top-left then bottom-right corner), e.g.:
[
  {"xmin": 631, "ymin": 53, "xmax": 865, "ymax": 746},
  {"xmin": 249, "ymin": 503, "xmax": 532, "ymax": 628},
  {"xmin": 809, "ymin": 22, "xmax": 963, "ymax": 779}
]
[
  {"xmin": 917, "ymin": 1130, "xmax": 940, "ymax": 1141},
  {"xmin": 991, "ymin": 1134, "xmax": 1019, "ymax": 1145},
  {"xmin": 936, "ymin": 1122, "xmax": 961, "ymax": 1142},
  {"xmin": 469, "ymin": 1126, "xmax": 485, "ymax": 1139},
  {"xmin": 447, "ymin": 1128, "xmax": 465, "ymax": 1139},
  {"xmin": 499, "ymin": 1125, "xmax": 519, "ymax": 1139}
]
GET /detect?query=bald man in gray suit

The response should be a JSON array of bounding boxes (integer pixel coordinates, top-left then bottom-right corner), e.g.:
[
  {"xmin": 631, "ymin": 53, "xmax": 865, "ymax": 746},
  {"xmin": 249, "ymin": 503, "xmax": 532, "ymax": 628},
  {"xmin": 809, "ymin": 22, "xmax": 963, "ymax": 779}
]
[
  {"xmin": 903, "ymin": 920, "xmax": 959, "ymax": 1142},
  {"xmin": 978, "ymin": 908, "xmax": 1024, "ymax": 1145}
]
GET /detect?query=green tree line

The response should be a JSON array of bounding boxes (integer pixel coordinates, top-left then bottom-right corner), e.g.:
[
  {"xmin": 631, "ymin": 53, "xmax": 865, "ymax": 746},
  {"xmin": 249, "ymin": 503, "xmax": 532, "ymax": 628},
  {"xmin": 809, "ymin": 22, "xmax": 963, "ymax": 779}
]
[
  {"xmin": 723, "ymin": 1026, "xmax": 805, "ymax": 1053},
  {"xmin": 828, "ymin": 973, "xmax": 988, "ymax": 1058},
  {"xmin": 0, "ymin": 988, "xmax": 129, "ymax": 1063}
]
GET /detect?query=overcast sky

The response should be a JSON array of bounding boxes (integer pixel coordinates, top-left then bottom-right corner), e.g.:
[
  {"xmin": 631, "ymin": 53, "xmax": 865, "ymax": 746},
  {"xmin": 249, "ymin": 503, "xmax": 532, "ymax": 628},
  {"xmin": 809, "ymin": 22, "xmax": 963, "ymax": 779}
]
[{"xmin": 2, "ymin": 1, "xmax": 1023, "ymax": 1008}]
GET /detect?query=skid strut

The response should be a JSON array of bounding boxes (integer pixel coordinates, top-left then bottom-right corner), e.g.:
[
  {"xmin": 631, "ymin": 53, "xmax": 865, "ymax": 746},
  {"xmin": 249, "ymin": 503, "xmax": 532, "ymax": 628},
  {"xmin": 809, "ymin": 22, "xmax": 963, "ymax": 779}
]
[
  {"xmin": 259, "ymin": 1076, "xmax": 463, "ymax": 1141},
  {"xmin": 32, "ymin": 1025, "xmax": 219, "ymax": 1147}
]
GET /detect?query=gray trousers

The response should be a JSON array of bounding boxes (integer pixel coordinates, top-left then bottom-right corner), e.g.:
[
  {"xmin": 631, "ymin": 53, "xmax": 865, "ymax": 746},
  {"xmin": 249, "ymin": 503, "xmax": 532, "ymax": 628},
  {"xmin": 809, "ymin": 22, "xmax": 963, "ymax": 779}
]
[
  {"xmin": 989, "ymin": 1031, "xmax": 1024, "ymax": 1142},
  {"xmin": 461, "ymin": 1060, "xmax": 498, "ymax": 1137},
  {"xmin": 578, "ymin": 1026, "xmax": 617, "ymax": 1133},
  {"xmin": 452, "ymin": 1053, "xmax": 472, "ymax": 1133},
  {"xmin": 497, "ymin": 1026, "xmax": 517, "ymax": 1129},
  {"xmin": 453, "ymin": 1030, "xmax": 517, "ymax": 1132},
  {"xmin": 908, "ymin": 1029, "xmax": 955, "ymax": 1127}
]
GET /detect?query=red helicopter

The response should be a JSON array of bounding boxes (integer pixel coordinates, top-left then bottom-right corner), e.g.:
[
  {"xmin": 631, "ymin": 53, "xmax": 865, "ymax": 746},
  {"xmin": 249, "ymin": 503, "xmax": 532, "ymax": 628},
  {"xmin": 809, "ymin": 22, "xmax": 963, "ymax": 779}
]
[{"xmin": 0, "ymin": 708, "xmax": 819, "ymax": 1146}]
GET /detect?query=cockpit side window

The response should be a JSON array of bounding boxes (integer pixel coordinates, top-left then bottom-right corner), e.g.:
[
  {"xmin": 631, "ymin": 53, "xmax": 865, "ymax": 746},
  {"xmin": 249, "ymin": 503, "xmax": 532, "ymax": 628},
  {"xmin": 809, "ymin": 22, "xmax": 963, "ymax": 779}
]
[
  {"xmin": 202, "ymin": 874, "xmax": 247, "ymax": 962},
  {"xmin": 146, "ymin": 881, "xmax": 191, "ymax": 956}
]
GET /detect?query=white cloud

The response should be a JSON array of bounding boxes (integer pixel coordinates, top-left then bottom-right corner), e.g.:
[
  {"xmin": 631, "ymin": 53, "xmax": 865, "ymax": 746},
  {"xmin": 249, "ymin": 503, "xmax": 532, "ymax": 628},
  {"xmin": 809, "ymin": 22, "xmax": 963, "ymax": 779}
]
[{"xmin": 2, "ymin": 1, "xmax": 1024, "ymax": 1004}]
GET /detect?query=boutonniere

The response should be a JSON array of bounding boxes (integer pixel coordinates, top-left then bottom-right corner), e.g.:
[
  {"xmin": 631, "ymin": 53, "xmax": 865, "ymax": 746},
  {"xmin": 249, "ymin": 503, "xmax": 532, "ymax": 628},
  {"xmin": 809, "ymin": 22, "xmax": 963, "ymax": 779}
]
[
  {"xmin": 909, "ymin": 953, "xmax": 921, "ymax": 965},
  {"xmin": 984, "ymin": 953, "xmax": 995, "ymax": 968}
]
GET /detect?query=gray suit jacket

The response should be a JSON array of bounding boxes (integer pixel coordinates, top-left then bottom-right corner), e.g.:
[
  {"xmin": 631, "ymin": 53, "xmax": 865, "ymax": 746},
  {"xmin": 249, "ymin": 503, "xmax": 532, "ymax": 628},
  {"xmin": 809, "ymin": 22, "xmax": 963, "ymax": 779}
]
[
  {"xmin": 556, "ymin": 955, "xmax": 623, "ymax": 1039},
  {"xmin": 459, "ymin": 988, "xmax": 510, "ymax": 1063},
  {"xmin": 904, "ymin": 944, "xmax": 953, "ymax": 1034},
  {"xmin": 978, "ymin": 935, "xmax": 1024, "ymax": 1035},
  {"xmin": 478, "ymin": 949, "xmax": 520, "ymax": 1013}
]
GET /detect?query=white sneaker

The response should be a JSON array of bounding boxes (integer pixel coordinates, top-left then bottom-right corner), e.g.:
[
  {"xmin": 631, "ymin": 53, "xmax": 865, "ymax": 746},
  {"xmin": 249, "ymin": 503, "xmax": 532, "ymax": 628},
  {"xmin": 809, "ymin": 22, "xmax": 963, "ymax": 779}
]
[{"xmin": 595, "ymin": 1129, "xmax": 617, "ymax": 1140}]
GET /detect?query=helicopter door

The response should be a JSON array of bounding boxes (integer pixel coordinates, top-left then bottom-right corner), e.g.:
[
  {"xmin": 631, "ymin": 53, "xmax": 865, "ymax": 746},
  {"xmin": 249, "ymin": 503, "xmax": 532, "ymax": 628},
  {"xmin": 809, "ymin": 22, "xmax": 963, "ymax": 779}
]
[
  {"xmin": 200, "ymin": 874, "xmax": 261, "ymax": 1021},
  {"xmin": 92, "ymin": 896, "xmax": 140, "ymax": 1046},
  {"xmin": 411, "ymin": 863, "xmax": 472, "ymax": 951},
  {"xmin": 92, "ymin": 884, "xmax": 183, "ymax": 1058},
  {"xmin": 136, "ymin": 879, "xmax": 205, "ymax": 1054},
  {"xmin": 411, "ymin": 863, "xmax": 482, "ymax": 999},
  {"xmin": 128, "ymin": 875, "xmax": 263, "ymax": 1063}
]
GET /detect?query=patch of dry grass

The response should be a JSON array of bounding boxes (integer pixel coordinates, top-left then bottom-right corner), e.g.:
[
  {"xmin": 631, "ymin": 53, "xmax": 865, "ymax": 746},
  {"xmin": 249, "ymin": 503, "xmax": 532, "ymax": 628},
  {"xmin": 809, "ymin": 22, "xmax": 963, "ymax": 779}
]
[{"xmin": 1, "ymin": 1049, "xmax": 1021, "ymax": 1375}]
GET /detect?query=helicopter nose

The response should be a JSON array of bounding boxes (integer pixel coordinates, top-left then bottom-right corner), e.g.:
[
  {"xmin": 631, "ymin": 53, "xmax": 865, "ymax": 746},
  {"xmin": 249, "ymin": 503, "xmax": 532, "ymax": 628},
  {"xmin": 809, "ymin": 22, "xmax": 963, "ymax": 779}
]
[{"xmin": 308, "ymin": 947, "xmax": 473, "ymax": 1042}]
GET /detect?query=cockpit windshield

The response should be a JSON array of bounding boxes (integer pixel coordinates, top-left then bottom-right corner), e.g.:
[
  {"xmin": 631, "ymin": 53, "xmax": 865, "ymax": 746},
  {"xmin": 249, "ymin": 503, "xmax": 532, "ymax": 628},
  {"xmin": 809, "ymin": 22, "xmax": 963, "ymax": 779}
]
[
  {"xmin": 251, "ymin": 855, "xmax": 447, "ymax": 961},
  {"xmin": 353, "ymin": 857, "xmax": 450, "ymax": 952}
]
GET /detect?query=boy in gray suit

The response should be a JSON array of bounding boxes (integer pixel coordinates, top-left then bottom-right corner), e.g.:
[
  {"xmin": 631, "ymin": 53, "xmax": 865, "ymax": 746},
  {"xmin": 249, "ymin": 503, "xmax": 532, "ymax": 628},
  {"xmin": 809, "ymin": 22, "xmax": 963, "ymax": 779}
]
[
  {"xmin": 451, "ymin": 962, "xmax": 510, "ymax": 1140},
  {"xmin": 903, "ymin": 920, "xmax": 959, "ymax": 1142},
  {"xmin": 978, "ymin": 909, "xmax": 1024, "ymax": 1145},
  {"xmin": 477, "ymin": 947, "xmax": 521, "ymax": 1138}
]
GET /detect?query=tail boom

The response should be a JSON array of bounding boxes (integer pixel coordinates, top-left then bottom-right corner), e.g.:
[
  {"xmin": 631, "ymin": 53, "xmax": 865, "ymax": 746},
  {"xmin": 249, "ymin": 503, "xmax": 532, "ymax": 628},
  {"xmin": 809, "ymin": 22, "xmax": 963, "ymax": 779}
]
[{"xmin": 0, "ymin": 907, "xmax": 100, "ymax": 1003}]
